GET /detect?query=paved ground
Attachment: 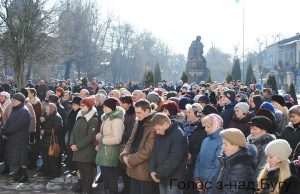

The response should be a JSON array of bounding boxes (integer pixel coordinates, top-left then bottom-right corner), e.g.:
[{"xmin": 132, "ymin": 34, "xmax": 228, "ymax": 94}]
[{"xmin": 0, "ymin": 170, "xmax": 105, "ymax": 194}]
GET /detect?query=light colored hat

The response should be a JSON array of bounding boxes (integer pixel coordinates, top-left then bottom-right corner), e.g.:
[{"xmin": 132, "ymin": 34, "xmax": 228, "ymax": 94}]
[
  {"xmin": 234, "ymin": 102, "xmax": 249, "ymax": 114},
  {"xmin": 265, "ymin": 139, "xmax": 292, "ymax": 161},
  {"xmin": 220, "ymin": 128, "xmax": 246, "ymax": 148},
  {"xmin": 0, "ymin": 91, "xmax": 10, "ymax": 99}
]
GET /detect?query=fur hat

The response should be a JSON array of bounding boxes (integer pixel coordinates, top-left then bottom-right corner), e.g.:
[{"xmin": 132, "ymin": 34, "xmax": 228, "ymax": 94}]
[
  {"xmin": 271, "ymin": 94, "xmax": 286, "ymax": 107},
  {"xmin": 248, "ymin": 116, "xmax": 272, "ymax": 133},
  {"xmin": 80, "ymin": 97, "xmax": 96, "ymax": 110},
  {"xmin": 234, "ymin": 102, "xmax": 249, "ymax": 114},
  {"xmin": 12, "ymin": 93, "xmax": 26, "ymax": 103},
  {"xmin": 103, "ymin": 97, "xmax": 119, "ymax": 111},
  {"xmin": 265, "ymin": 139, "xmax": 292, "ymax": 161},
  {"xmin": 202, "ymin": 104, "xmax": 218, "ymax": 115},
  {"xmin": 71, "ymin": 96, "xmax": 82, "ymax": 105},
  {"xmin": 220, "ymin": 128, "xmax": 246, "ymax": 148}
]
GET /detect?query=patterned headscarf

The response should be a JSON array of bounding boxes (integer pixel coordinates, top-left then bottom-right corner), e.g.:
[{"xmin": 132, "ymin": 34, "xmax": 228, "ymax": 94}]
[
  {"xmin": 206, "ymin": 113, "xmax": 223, "ymax": 129},
  {"xmin": 47, "ymin": 103, "xmax": 57, "ymax": 115}
]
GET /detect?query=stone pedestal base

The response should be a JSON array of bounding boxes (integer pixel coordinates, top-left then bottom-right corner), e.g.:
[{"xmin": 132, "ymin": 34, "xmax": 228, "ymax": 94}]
[{"xmin": 187, "ymin": 68, "xmax": 210, "ymax": 83}]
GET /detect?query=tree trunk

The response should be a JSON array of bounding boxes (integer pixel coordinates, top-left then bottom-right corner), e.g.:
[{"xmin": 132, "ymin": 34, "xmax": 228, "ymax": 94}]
[
  {"xmin": 14, "ymin": 63, "xmax": 25, "ymax": 89},
  {"xmin": 26, "ymin": 63, "xmax": 33, "ymax": 81},
  {"xmin": 64, "ymin": 60, "xmax": 72, "ymax": 80}
]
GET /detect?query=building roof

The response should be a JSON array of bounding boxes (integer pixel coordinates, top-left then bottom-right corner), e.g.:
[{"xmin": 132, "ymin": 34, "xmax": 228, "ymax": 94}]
[{"xmin": 277, "ymin": 34, "xmax": 300, "ymax": 45}]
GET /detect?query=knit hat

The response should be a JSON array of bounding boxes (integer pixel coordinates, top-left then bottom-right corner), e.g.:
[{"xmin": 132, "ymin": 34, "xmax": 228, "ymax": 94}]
[
  {"xmin": 71, "ymin": 96, "xmax": 82, "ymax": 105},
  {"xmin": 265, "ymin": 139, "xmax": 292, "ymax": 161},
  {"xmin": 56, "ymin": 87, "xmax": 64, "ymax": 94},
  {"xmin": 80, "ymin": 97, "xmax": 96, "ymax": 110},
  {"xmin": 147, "ymin": 92, "xmax": 160, "ymax": 104},
  {"xmin": 220, "ymin": 128, "xmax": 246, "ymax": 148},
  {"xmin": 259, "ymin": 102, "xmax": 275, "ymax": 114},
  {"xmin": 0, "ymin": 91, "xmax": 10, "ymax": 99},
  {"xmin": 271, "ymin": 94, "xmax": 286, "ymax": 107},
  {"xmin": 198, "ymin": 95, "xmax": 210, "ymax": 104},
  {"xmin": 103, "ymin": 97, "xmax": 119, "ymax": 111},
  {"xmin": 12, "ymin": 93, "xmax": 26, "ymax": 103},
  {"xmin": 202, "ymin": 104, "xmax": 219, "ymax": 115},
  {"xmin": 248, "ymin": 116, "xmax": 272, "ymax": 133},
  {"xmin": 223, "ymin": 89, "xmax": 236, "ymax": 102},
  {"xmin": 288, "ymin": 105, "xmax": 300, "ymax": 116},
  {"xmin": 178, "ymin": 97, "xmax": 191, "ymax": 110},
  {"xmin": 234, "ymin": 102, "xmax": 249, "ymax": 114},
  {"xmin": 49, "ymin": 95, "xmax": 59, "ymax": 103}
]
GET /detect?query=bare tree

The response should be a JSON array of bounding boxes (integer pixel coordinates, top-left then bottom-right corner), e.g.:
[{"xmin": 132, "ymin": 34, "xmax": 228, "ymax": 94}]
[
  {"xmin": 0, "ymin": 0, "xmax": 57, "ymax": 87},
  {"xmin": 57, "ymin": 0, "xmax": 113, "ymax": 80}
]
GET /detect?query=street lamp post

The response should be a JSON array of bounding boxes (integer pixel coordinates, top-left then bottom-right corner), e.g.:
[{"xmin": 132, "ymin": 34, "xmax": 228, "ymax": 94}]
[
  {"xmin": 100, "ymin": 61, "xmax": 110, "ymax": 84},
  {"xmin": 259, "ymin": 64, "xmax": 263, "ymax": 85}
]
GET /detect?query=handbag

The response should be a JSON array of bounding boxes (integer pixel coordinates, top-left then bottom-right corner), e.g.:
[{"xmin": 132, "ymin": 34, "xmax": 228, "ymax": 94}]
[{"xmin": 48, "ymin": 129, "xmax": 60, "ymax": 157}]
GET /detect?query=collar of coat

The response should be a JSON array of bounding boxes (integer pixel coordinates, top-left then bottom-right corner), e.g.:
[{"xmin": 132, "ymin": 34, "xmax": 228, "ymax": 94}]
[
  {"xmin": 1, "ymin": 99, "xmax": 11, "ymax": 112},
  {"xmin": 76, "ymin": 107, "xmax": 97, "ymax": 122},
  {"xmin": 101, "ymin": 106, "xmax": 125, "ymax": 121},
  {"xmin": 27, "ymin": 97, "xmax": 41, "ymax": 105}
]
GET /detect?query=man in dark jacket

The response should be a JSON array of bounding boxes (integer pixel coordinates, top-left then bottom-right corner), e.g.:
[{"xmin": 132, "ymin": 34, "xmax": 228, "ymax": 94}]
[
  {"xmin": 149, "ymin": 113, "xmax": 188, "ymax": 194},
  {"xmin": 219, "ymin": 89, "xmax": 237, "ymax": 129},
  {"xmin": 1, "ymin": 93, "xmax": 30, "ymax": 182}
]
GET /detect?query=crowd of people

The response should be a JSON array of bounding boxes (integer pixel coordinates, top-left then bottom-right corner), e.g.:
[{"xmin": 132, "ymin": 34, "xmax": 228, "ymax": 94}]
[{"xmin": 0, "ymin": 78, "xmax": 300, "ymax": 194}]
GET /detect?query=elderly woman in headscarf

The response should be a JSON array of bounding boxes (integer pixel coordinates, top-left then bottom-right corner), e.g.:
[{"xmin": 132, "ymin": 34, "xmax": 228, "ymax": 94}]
[
  {"xmin": 40, "ymin": 103, "xmax": 64, "ymax": 179},
  {"xmin": 193, "ymin": 113, "xmax": 224, "ymax": 194}
]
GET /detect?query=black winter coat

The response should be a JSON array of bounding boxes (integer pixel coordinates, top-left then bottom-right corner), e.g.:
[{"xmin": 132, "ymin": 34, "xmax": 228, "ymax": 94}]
[
  {"xmin": 281, "ymin": 123, "xmax": 300, "ymax": 157},
  {"xmin": 65, "ymin": 108, "xmax": 81, "ymax": 145},
  {"xmin": 148, "ymin": 123, "xmax": 188, "ymax": 186},
  {"xmin": 221, "ymin": 102, "xmax": 237, "ymax": 129},
  {"xmin": 3, "ymin": 103, "xmax": 30, "ymax": 165},
  {"xmin": 188, "ymin": 122, "xmax": 207, "ymax": 167},
  {"xmin": 57, "ymin": 103, "xmax": 67, "ymax": 128},
  {"xmin": 65, "ymin": 108, "xmax": 81, "ymax": 132},
  {"xmin": 122, "ymin": 105, "xmax": 136, "ymax": 145},
  {"xmin": 212, "ymin": 144, "xmax": 257, "ymax": 194},
  {"xmin": 41, "ymin": 112, "xmax": 64, "ymax": 151}
]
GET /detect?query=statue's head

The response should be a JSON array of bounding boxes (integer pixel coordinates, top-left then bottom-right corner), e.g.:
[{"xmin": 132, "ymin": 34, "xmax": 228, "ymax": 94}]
[{"xmin": 196, "ymin": 36, "xmax": 201, "ymax": 41}]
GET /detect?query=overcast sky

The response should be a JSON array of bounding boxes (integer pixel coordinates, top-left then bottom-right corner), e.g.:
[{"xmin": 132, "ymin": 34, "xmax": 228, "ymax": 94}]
[{"xmin": 100, "ymin": 0, "xmax": 300, "ymax": 56}]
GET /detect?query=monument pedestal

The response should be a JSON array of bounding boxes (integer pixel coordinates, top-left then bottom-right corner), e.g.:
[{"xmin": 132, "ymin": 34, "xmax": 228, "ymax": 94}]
[{"xmin": 187, "ymin": 68, "xmax": 210, "ymax": 83}]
